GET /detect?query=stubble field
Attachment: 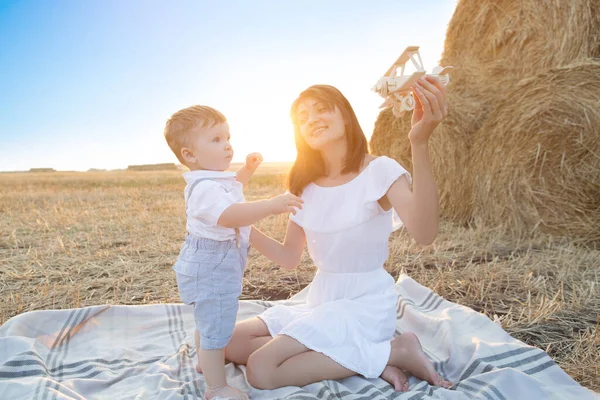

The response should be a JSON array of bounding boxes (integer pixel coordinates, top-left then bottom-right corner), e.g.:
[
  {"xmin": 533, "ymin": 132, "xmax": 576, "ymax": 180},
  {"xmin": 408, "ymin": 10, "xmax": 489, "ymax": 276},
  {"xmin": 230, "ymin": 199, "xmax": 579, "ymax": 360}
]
[{"xmin": 1, "ymin": 168, "xmax": 598, "ymax": 391}]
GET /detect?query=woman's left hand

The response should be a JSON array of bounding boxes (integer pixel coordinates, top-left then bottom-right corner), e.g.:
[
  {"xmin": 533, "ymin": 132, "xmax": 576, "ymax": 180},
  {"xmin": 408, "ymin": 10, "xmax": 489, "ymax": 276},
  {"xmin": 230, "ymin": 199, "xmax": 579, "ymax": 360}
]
[{"xmin": 409, "ymin": 75, "xmax": 448, "ymax": 145}]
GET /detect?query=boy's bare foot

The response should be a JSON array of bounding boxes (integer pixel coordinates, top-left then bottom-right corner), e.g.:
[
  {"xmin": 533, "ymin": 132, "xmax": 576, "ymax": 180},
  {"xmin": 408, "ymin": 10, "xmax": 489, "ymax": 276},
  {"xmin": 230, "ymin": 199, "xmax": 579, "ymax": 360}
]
[
  {"xmin": 389, "ymin": 332, "xmax": 452, "ymax": 388},
  {"xmin": 380, "ymin": 365, "xmax": 409, "ymax": 392},
  {"xmin": 206, "ymin": 384, "xmax": 249, "ymax": 400}
]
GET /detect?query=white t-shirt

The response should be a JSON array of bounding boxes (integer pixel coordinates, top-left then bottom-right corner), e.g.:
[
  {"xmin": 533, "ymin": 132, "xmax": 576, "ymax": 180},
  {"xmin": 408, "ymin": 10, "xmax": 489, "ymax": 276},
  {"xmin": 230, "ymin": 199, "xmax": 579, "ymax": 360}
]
[{"xmin": 182, "ymin": 170, "xmax": 251, "ymax": 243}]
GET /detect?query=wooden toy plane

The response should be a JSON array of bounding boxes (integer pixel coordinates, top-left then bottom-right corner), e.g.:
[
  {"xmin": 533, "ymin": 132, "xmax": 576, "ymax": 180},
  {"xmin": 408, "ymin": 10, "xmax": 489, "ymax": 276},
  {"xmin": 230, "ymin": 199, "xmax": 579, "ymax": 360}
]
[{"xmin": 372, "ymin": 46, "xmax": 453, "ymax": 118}]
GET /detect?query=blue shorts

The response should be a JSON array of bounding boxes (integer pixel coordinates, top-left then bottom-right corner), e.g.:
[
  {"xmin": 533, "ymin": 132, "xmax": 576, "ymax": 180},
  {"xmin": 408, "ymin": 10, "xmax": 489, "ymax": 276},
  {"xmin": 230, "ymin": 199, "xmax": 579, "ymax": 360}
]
[{"xmin": 173, "ymin": 234, "xmax": 249, "ymax": 350}]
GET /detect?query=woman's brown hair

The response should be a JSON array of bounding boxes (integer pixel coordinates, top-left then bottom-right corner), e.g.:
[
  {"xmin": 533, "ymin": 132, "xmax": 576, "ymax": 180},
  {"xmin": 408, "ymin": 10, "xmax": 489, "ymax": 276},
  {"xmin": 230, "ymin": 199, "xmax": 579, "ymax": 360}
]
[{"xmin": 287, "ymin": 85, "xmax": 368, "ymax": 195}]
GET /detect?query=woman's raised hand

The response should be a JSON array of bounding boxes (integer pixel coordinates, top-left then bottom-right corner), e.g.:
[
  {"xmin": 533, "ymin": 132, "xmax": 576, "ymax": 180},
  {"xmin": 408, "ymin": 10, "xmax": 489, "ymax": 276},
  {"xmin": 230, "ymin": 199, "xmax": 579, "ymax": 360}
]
[{"xmin": 409, "ymin": 75, "xmax": 448, "ymax": 145}]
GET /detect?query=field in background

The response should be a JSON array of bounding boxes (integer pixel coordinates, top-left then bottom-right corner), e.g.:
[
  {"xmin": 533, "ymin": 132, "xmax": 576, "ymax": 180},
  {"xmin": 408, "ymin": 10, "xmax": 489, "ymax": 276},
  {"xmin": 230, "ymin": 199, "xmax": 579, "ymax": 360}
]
[
  {"xmin": 228, "ymin": 162, "xmax": 292, "ymax": 175},
  {"xmin": 1, "ymin": 169, "xmax": 598, "ymax": 391}
]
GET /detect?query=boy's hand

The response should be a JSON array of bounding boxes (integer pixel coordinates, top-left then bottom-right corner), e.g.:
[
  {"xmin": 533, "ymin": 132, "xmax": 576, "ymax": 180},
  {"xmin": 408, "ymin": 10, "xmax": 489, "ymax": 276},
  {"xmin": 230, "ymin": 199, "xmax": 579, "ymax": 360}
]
[
  {"xmin": 268, "ymin": 193, "xmax": 304, "ymax": 215},
  {"xmin": 236, "ymin": 153, "xmax": 263, "ymax": 186},
  {"xmin": 245, "ymin": 153, "xmax": 263, "ymax": 171}
]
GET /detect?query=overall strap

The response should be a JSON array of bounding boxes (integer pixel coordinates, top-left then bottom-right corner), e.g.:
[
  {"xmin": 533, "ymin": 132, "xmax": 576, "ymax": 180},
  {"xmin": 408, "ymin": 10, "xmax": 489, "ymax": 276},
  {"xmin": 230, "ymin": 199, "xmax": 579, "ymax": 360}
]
[{"xmin": 185, "ymin": 178, "xmax": 214, "ymax": 210}]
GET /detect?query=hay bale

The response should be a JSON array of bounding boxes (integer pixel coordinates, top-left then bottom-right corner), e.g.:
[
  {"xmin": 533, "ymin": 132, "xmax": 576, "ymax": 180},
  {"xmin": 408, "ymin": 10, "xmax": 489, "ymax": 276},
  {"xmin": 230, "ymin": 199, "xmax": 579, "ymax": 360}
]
[
  {"xmin": 470, "ymin": 62, "xmax": 600, "ymax": 242},
  {"xmin": 441, "ymin": 0, "xmax": 600, "ymax": 103},
  {"xmin": 372, "ymin": 1, "xmax": 600, "ymax": 240},
  {"xmin": 369, "ymin": 106, "xmax": 413, "ymax": 168},
  {"xmin": 370, "ymin": 92, "xmax": 483, "ymax": 223},
  {"xmin": 444, "ymin": 0, "xmax": 600, "ymax": 65}
]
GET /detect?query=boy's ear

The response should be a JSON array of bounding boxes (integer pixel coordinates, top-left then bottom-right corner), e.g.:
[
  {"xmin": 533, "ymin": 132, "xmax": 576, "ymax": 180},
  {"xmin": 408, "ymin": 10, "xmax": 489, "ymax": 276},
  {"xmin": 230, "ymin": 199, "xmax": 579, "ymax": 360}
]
[{"xmin": 181, "ymin": 147, "xmax": 196, "ymax": 164}]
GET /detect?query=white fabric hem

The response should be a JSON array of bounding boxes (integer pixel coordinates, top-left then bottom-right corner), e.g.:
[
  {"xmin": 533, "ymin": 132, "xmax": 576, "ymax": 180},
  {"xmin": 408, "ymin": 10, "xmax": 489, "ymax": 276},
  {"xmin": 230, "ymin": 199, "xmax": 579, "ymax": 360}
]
[
  {"xmin": 259, "ymin": 311, "xmax": 390, "ymax": 379},
  {"xmin": 256, "ymin": 314, "xmax": 277, "ymax": 338},
  {"xmin": 278, "ymin": 330, "xmax": 389, "ymax": 379}
]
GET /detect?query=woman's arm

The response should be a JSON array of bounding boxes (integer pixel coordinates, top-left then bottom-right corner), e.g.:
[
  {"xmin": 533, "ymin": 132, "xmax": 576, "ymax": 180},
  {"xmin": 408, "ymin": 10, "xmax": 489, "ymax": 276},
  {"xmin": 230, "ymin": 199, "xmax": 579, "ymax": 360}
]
[
  {"xmin": 383, "ymin": 146, "xmax": 438, "ymax": 245},
  {"xmin": 250, "ymin": 220, "xmax": 306, "ymax": 270},
  {"xmin": 383, "ymin": 76, "xmax": 447, "ymax": 246}
]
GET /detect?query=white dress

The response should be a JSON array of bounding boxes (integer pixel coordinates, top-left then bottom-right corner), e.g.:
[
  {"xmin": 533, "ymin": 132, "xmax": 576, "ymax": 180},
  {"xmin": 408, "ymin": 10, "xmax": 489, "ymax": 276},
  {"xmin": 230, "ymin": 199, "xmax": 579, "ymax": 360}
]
[{"xmin": 258, "ymin": 156, "xmax": 412, "ymax": 379}]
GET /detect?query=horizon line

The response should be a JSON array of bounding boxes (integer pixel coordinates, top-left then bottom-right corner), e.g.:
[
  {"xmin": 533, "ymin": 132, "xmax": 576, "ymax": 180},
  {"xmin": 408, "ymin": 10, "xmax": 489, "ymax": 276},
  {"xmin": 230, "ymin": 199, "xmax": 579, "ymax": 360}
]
[{"xmin": 0, "ymin": 160, "xmax": 295, "ymax": 174}]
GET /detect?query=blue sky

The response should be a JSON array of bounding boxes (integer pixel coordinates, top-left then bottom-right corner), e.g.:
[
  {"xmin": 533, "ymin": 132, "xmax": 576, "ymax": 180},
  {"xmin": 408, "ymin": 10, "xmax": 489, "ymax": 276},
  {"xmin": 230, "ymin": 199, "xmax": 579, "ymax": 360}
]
[{"xmin": 0, "ymin": 0, "xmax": 457, "ymax": 171}]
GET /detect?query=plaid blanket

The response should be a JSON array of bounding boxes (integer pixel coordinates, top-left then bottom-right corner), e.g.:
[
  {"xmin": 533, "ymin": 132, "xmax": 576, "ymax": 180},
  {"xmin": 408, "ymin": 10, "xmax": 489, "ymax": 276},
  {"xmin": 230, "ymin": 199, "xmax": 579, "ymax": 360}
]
[{"xmin": 1, "ymin": 274, "xmax": 597, "ymax": 399}]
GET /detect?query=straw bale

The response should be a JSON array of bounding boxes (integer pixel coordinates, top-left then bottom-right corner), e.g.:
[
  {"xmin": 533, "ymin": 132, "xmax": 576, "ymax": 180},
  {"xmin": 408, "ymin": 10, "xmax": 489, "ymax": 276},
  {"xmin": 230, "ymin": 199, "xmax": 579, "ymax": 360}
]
[
  {"xmin": 441, "ymin": 0, "xmax": 600, "ymax": 102},
  {"xmin": 470, "ymin": 62, "xmax": 600, "ymax": 242}
]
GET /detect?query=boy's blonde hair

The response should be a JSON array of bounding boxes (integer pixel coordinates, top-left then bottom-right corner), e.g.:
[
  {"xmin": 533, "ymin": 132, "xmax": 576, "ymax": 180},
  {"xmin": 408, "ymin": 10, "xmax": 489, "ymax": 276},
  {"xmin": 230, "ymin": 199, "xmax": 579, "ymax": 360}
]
[{"xmin": 164, "ymin": 105, "xmax": 227, "ymax": 165}]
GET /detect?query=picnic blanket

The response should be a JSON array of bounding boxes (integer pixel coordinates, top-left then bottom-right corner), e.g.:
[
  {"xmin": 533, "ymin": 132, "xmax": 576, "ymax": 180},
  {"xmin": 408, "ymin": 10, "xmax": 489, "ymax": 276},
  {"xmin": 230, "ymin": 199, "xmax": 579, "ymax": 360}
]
[{"xmin": 1, "ymin": 274, "xmax": 597, "ymax": 400}]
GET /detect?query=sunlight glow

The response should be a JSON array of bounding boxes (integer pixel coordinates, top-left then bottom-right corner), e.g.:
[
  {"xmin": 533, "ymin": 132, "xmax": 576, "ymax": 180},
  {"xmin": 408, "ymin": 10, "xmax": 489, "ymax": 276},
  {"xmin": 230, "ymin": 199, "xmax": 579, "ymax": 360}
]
[{"xmin": 0, "ymin": 1, "xmax": 456, "ymax": 171}]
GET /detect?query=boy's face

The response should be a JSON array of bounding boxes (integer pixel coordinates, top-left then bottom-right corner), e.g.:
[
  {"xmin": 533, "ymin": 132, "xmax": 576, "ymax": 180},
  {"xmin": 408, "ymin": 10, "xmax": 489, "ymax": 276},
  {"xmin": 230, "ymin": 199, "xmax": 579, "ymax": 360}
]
[{"xmin": 183, "ymin": 122, "xmax": 233, "ymax": 171}]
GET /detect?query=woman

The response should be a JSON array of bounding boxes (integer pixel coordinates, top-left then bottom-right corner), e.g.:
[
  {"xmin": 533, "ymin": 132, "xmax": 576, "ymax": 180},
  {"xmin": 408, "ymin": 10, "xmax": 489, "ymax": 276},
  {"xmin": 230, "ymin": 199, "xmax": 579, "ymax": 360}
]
[{"xmin": 225, "ymin": 77, "xmax": 451, "ymax": 392}]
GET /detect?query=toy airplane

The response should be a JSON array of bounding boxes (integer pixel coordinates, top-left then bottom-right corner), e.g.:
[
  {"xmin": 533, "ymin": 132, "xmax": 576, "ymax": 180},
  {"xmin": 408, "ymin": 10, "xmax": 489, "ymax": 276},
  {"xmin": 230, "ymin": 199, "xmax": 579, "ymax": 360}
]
[{"xmin": 372, "ymin": 46, "xmax": 453, "ymax": 118}]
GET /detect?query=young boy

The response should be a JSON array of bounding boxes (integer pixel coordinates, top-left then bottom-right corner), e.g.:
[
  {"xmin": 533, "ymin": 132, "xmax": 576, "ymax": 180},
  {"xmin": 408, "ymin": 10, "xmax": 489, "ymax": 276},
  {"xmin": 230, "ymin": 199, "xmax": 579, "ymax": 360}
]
[{"xmin": 164, "ymin": 105, "xmax": 303, "ymax": 400}]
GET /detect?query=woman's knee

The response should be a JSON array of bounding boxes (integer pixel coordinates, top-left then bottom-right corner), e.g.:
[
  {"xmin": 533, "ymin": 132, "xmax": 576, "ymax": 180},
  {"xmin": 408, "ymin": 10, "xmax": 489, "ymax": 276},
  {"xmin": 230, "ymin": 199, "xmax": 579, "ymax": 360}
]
[
  {"xmin": 246, "ymin": 351, "xmax": 277, "ymax": 390},
  {"xmin": 224, "ymin": 330, "xmax": 248, "ymax": 364},
  {"xmin": 224, "ymin": 318, "xmax": 270, "ymax": 364}
]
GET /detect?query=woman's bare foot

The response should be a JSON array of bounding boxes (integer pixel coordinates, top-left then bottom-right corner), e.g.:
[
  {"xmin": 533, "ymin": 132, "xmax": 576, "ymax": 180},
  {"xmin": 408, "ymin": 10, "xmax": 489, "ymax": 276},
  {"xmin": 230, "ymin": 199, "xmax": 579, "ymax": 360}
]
[
  {"xmin": 206, "ymin": 384, "xmax": 249, "ymax": 400},
  {"xmin": 389, "ymin": 332, "xmax": 452, "ymax": 388},
  {"xmin": 380, "ymin": 365, "xmax": 409, "ymax": 392}
]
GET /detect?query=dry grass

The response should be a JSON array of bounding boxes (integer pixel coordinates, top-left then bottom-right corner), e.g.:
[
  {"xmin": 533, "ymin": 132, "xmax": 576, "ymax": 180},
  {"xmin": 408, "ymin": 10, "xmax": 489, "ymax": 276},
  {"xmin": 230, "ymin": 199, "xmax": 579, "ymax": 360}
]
[{"xmin": 1, "ymin": 171, "xmax": 598, "ymax": 391}]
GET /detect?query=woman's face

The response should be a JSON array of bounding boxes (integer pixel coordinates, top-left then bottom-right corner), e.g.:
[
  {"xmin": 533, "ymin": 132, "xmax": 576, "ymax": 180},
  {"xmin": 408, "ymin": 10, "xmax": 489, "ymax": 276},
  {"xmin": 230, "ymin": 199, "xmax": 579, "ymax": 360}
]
[{"xmin": 296, "ymin": 97, "xmax": 346, "ymax": 150}]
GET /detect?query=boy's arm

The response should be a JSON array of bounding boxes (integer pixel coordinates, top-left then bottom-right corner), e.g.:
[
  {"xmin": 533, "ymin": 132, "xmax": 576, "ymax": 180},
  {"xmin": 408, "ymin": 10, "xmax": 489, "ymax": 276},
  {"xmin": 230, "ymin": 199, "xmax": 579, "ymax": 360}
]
[
  {"xmin": 236, "ymin": 153, "xmax": 263, "ymax": 186},
  {"xmin": 217, "ymin": 193, "xmax": 303, "ymax": 228},
  {"xmin": 235, "ymin": 165, "xmax": 255, "ymax": 186},
  {"xmin": 249, "ymin": 222, "xmax": 306, "ymax": 270}
]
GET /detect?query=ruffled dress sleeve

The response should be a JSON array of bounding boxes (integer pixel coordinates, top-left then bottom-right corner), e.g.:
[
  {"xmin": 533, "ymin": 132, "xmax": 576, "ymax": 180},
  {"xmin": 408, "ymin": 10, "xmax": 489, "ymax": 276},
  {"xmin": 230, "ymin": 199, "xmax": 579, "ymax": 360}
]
[
  {"xmin": 363, "ymin": 156, "xmax": 412, "ymax": 231},
  {"xmin": 288, "ymin": 156, "xmax": 412, "ymax": 233},
  {"xmin": 363, "ymin": 156, "xmax": 412, "ymax": 203},
  {"xmin": 289, "ymin": 188, "xmax": 308, "ymax": 228}
]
